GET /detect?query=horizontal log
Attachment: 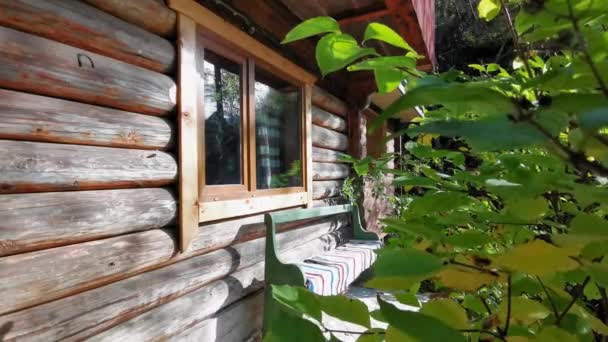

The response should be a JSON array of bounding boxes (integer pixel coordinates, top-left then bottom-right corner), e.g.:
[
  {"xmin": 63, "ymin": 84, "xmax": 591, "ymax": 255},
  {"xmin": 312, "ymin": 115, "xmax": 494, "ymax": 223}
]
[
  {"xmin": 312, "ymin": 86, "xmax": 348, "ymax": 117},
  {"xmin": 0, "ymin": 89, "xmax": 173, "ymax": 150},
  {"xmin": 313, "ymin": 162, "xmax": 350, "ymax": 181},
  {"xmin": 0, "ymin": 218, "xmax": 349, "ymax": 337},
  {"xmin": 312, "ymin": 125, "xmax": 348, "ymax": 151},
  {"xmin": 0, "ymin": 188, "xmax": 176, "ymax": 257},
  {"xmin": 0, "ymin": 0, "xmax": 175, "ymax": 73},
  {"xmin": 70, "ymin": 228, "xmax": 351, "ymax": 341},
  {"xmin": 313, "ymin": 197, "xmax": 346, "ymax": 208},
  {"xmin": 313, "ymin": 180, "xmax": 343, "ymax": 200},
  {"xmin": 312, "ymin": 106, "xmax": 347, "ymax": 132},
  {"xmin": 168, "ymin": 291, "xmax": 264, "ymax": 342},
  {"xmin": 88, "ymin": 264, "xmax": 266, "ymax": 341},
  {"xmin": 0, "ymin": 140, "xmax": 177, "ymax": 194},
  {"xmin": 312, "ymin": 146, "xmax": 346, "ymax": 163},
  {"xmin": 83, "ymin": 0, "xmax": 176, "ymax": 38},
  {"xmin": 0, "ymin": 27, "xmax": 176, "ymax": 116}
]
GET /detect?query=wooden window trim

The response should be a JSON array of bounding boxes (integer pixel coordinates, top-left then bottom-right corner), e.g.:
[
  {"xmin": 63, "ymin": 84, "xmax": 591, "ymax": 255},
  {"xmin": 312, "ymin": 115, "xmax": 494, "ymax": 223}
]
[{"xmin": 173, "ymin": 0, "xmax": 317, "ymax": 235}]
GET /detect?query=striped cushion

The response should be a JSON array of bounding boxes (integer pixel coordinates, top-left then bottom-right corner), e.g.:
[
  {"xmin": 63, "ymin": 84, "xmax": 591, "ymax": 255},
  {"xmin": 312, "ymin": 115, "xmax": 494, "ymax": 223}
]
[{"xmin": 297, "ymin": 240, "xmax": 382, "ymax": 296}]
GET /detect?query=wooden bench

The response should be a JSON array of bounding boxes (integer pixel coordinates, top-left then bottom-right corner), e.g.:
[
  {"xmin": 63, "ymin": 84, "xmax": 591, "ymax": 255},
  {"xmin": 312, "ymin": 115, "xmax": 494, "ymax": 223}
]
[{"xmin": 263, "ymin": 204, "xmax": 381, "ymax": 333}]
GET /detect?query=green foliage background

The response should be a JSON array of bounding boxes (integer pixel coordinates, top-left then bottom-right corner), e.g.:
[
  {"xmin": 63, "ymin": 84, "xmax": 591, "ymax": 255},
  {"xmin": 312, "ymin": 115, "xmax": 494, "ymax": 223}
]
[{"xmin": 269, "ymin": 0, "xmax": 608, "ymax": 341}]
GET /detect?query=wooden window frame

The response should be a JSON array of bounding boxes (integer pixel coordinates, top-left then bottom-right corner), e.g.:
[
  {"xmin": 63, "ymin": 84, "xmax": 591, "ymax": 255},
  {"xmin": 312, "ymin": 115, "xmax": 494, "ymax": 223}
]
[{"xmin": 172, "ymin": 0, "xmax": 317, "ymax": 251}]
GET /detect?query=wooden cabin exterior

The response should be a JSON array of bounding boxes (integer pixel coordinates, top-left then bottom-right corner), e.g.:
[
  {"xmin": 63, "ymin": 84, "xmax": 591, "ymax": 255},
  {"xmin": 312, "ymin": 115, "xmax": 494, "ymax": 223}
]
[{"xmin": 0, "ymin": 0, "xmax": 435, "ymax": 340}]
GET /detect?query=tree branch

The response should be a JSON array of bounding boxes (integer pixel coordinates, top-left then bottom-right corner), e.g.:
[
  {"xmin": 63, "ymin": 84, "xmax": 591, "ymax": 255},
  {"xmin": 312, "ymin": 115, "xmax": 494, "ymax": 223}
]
[
  {"xmin": 325, "ymin": 328, "xmax": 385, "ymax": 336},
  {"xmin": 556, "ymin": 276, "xmax": 591, "ymax": 325},
  {"xmin": 503, "ymin": 274, "xmax": 513, "ymax": 336},
  {"xmin": 537, "ymin": 276, "xmax": 560, "ymax": 319},
  {"xmin": 460, "ymin": 329, "xmax": 506, "ymax": 342},
  {"xmin": 450, "ymin": 260, "xmax": 501, "ymax": 277},
  {"xmin": 566, "ymin": 0, "xmax": 608, "ymax": 98}
]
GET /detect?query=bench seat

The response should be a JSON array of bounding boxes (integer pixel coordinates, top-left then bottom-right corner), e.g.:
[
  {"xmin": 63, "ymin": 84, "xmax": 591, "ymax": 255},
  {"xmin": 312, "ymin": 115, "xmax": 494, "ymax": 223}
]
[
  {"xmin": 297, "ymin": 240, "xmax": 382, "ymax": 295},
  {"xmin": 263, "ymin": 204, "xmax": 382, "ymax": 337}
]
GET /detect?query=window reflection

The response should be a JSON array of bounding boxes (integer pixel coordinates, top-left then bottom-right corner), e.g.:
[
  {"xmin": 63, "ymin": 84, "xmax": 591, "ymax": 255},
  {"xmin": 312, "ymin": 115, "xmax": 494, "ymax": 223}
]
[
  {"xmin": 203, "ymin": 50, "xmax": 242, "ymax": 185},
  {"xmin": 255, "ymin": 68, "xmax": 302, "ymax": 189}
]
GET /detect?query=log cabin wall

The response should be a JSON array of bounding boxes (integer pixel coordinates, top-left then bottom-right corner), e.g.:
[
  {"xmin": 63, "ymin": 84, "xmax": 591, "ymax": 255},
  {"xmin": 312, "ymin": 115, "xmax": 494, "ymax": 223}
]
[{"xmin": 0, "ymin": 1, "xmax": 352, "ymax": 341}]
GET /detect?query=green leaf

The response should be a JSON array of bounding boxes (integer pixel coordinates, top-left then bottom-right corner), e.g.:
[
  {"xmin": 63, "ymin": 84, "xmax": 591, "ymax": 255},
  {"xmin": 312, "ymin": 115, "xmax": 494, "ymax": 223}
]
[
  {"xmin": 531, "ymin": 326, "xmax": 578, "ymax": 342},
  {"xmin": 420, "ymin": 299, "xmax": 469, "ymax": 329},
  {"xmin": 407, "ymin": 116, "xmax": 547, "ymax": 152},
  {"xmin": 477, "ymin": 0, "xmax": 502, "ymax": 21},
  {"xmin": 497, "ymin": 296, "xmax": 551, "ymax": 325},
  {"xmin": 494, "ymin": 240, "xmax": 580, "ymax": 276},
  {"xmin": 318, "ymin": 295, "xmax": 371, "ymax": 328},
  {"xmin": 374, "ymin": 80, "xmax": 515, "ymax": 130},
  {"xmin": 587, "ymin": 263, "xmax": 608, "ymax": 288},
  {"xmin": 282, "ymin": 17, "xmax": 340, "ymax": 44},
  {"xmin": 363, "ymin": 23, "xmax": 416, "ymax": 54},
  {"xmin": 463, "ymin": 295, "xmax": 487, "ymax": 315},
  {"xmin": 316, "ymin": 33, "xmax": 377, "ymax": 76},
  {"xmin": 356, "ymin": 330, "xmax": 385, "ymax": 342},
  {"xmin": 348, "ymin": 56, "xmax": 417, "ymax": 71},
  {"xmin": 395, "ymin": 292, "xmax": 420, "ymax": 307},
  {"xmin": 443, "ymin": 231, "xmax": 492, "ymax": 249},
  {"xmin": 368, "ymin": 249, "xmax": 443, "ymax": 290},
  {"xmin": 569, "ymin": 213, "xmax": 608, "ymax": 242},
  {"xmin": 271, "ymin": 285, "xmax": 322, "ymax": 321},
  {"xmin": 468, "ymin": 64, "xmax": 486, "ymax": 73},
  {"xmin": 408, "ymin": 191, "xmax": 475, "ymax": 214},
  {"xmin": 579, "ymin": 107, "xmax": 608, "ymax": 131},
  {"xmin": 503, "ymin": 197, "xmax": 549, "ymax": 221},
  {"xmin": 393, "ymin": 176, "xmax": 437, "ymax": 188},
  {"xmin": 381, "ymin": 218, "xmax": 444, "ymax": 240},
  {"xmin": 511, "ymin": 273, "xmax": 543, "ymax": 296},
  {"xmin": 379, "ymin": 298, "xmax": 466, "ymax": 342},
  {"xmin": 374, "ymin": 68, "xmax": 408, "ymax": 93},
  {"xmin": 263, "ymin": 309, "xmax": 326, "ymax": 342}
]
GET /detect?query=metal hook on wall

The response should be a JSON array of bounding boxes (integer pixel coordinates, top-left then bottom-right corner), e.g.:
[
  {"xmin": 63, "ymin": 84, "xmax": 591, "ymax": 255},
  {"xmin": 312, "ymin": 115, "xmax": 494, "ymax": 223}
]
[{"xmin": 77, "ymin": 53, "xmax": 95, "ymax": 69}]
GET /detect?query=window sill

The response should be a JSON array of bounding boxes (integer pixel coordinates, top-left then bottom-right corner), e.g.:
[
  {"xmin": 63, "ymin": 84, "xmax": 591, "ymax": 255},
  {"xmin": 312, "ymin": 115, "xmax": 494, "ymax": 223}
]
[{"xmin": 199, "ymin": 192, "xmax": 308, "ymax": 222}]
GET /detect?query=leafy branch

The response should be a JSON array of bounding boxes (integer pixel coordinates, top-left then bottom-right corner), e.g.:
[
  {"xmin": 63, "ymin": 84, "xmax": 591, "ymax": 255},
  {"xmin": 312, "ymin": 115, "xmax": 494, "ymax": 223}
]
[
  {"xmin": 556, "ymin": 276, "xmax": 591, "ymax": 325},
  {"xmin": 565, "ymin": 0, "xmax": 608, "ymax": 98}
]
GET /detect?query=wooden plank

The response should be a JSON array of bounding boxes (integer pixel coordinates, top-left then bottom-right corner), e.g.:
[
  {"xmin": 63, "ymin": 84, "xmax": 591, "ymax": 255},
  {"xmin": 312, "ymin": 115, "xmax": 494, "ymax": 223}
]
[
  {"xmin": 313, "ymin": 180, "xmax": 344, "ymax": 200},
  {"xmin": 0, "ymin": 26, "xmax": 176, "ymax": 116},
  {"xmin": 312, "ymin": 125, "xmax": 348, "ymax": 151},
  {"xmin": 177, "ymin": 14, "xmax": 200, "ymax": 252},
  {"xmin": 312, "ymin": 86, "xmax": 348, "ymax": 117},
  {"xmin": 0, "ymin": 217, "xmax": 348, "ymax": 330},
  {"xmin": 0, "ymin": 140, "xmax": 177, "ymax": 194},
  {"xmin": 168, "ymin": 0, "xmax": 317, "ymax": 85},
  {"xmin": 0, "ymin": 0, "xmax": 175, "ymax": 74},
  {"xmin": 199, "ymin": 192, "xmax": 308, "ymax": 222},
  {"xmin": 312, "ymin": 106, "xmax": 347, "ymax": 132},
  {"xmin": 0, "ymin": 89, "xmax": 173, "ymax": 150},
  {"xmin": 313, "ymin": 162, "xmax": 350, "ymax": 181},
  {"xmin": 83, "ymin": 0, "xmax": 177, "ymax": 38},
  {"xmin": 305, "ymin": 84, "xmax": 314, "ymax": 208},
  {"xmin": 0, "ymin": 188, "xmax": 176, "ymax": 257},
  {"xmin": 313, "ymin": 147, "xmax": 346, "ymax": 163}
]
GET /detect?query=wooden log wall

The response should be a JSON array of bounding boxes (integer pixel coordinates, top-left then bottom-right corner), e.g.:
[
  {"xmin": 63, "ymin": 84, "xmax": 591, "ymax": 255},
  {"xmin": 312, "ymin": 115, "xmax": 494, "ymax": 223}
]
[
  {"xmin": 310, "ymin": 91, "xmax": 351, "ymax": 205},
  {"xmin": 0, "ymin": 1, "xmax": 354, "ymax": 340}
]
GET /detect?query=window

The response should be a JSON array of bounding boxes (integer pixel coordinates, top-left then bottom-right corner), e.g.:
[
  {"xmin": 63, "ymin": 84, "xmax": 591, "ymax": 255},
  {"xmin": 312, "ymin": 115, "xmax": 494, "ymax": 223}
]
[
  {"xmin": 198, "ymin": 38, "xmax": 306, "ymax": 205},
  {"xmin": 174, "ymin": 4, "xmax": 316, "ymax": 251}
]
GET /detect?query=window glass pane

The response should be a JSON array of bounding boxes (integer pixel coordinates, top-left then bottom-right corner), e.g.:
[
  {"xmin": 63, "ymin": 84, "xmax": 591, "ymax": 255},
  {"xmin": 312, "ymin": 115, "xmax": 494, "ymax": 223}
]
[
  {"xmin": 255, "ymin": 67, "xmax": 302, "ymax": 189},
  {"xmin": 203, "ymin": 49, "xmax": 242, "ymax": 185}
]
